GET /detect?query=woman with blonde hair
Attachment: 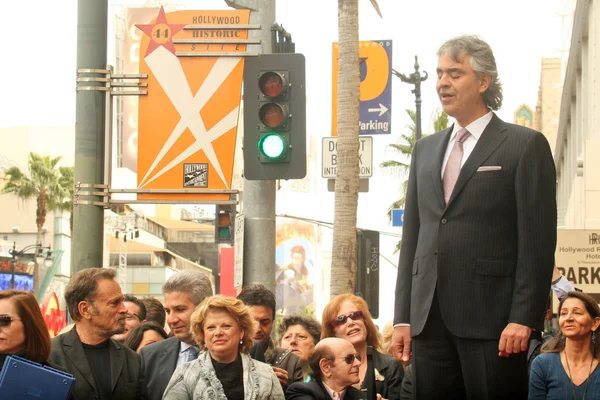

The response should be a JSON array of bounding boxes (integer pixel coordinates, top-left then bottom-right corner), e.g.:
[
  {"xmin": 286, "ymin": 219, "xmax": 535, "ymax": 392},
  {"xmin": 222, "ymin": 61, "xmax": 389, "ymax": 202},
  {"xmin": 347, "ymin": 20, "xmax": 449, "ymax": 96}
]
[
  {"xmin": 529, "ymin": 291, "xmax": 600, "ymax": 398},
  {"xmin": 163, "ymin": 295, "xmax": 284, "ymax": 399},
  {"xmin": 321, "ymin": 294, "xmax": 403, "ymax": 399}
]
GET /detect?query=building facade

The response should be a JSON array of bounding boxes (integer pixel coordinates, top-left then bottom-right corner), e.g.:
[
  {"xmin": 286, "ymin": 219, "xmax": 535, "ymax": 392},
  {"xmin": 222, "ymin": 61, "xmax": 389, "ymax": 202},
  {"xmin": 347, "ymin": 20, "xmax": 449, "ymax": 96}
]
[{"xmin": 555, "ymin": 0, "xmax": 600, "ymax": 229}]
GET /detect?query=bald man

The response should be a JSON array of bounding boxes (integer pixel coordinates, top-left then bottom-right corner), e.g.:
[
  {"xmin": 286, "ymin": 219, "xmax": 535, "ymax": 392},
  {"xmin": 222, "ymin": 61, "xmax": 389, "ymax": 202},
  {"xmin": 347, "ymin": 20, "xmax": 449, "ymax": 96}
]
[{"xmin": 286, "ymin": 337, "xmax": 364, "ymax": 400}]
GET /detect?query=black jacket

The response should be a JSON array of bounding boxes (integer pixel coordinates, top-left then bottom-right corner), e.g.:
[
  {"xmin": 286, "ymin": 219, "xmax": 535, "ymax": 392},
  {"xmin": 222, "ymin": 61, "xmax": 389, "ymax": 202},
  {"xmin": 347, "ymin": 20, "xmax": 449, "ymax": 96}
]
[
  {"xmin": 360, "ymin": 350, "xmax": 404, "ymax": 400},
  {"xmin": 286, "ymin": 379, "xmax": 365, "ymax": 400},
  {"xmin": 49, "ymin": 328, "xmax": 147, "ymax": 400}
]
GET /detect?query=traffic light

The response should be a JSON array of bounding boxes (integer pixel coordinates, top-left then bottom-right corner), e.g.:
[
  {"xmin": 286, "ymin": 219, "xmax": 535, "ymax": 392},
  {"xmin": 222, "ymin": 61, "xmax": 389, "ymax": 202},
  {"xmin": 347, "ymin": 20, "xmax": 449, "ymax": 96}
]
[
  {"xmin": 215, "ymin": 204, "xmax": 236, "ymax": 244},
  {"xmin": 243, "ymin": 53, "xmax": 306, "ymax": 180}
]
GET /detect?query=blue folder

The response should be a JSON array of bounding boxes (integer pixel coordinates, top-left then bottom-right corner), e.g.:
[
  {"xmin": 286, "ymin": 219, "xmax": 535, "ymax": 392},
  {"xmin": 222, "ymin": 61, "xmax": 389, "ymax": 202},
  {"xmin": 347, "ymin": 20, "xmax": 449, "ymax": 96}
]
[{"xmin": 0, "ymin": 355, "xmax": 75, "ymax": 400}]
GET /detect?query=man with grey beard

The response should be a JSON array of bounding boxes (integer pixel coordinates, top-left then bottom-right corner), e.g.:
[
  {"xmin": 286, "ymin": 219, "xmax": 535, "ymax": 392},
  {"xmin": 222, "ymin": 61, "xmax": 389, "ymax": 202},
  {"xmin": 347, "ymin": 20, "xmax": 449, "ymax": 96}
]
[{"xmin": 49, "ymin": 268, "xmax": 147, "ymax": 399}]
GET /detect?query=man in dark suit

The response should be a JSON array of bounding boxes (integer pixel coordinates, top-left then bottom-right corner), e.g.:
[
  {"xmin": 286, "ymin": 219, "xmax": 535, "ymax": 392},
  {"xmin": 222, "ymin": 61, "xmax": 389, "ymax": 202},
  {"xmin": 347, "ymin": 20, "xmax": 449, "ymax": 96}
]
[
  {"xmin": 391, "ymin": 35, "xmax": 557, "ymax": 399},
  {"xmin": 49, "ymin": 268, "xmax": 147, "ymax": 399},
  {"xmin": 139, "ymin": 269, "xmax": 212, "ymax": 400},
  {"xmin": 286, "ymin": 338, "xmax": 364, "ymax": 400},
  {"xmin": 238, "ymin": 285, "xmax": 304, "ymax": 390}
]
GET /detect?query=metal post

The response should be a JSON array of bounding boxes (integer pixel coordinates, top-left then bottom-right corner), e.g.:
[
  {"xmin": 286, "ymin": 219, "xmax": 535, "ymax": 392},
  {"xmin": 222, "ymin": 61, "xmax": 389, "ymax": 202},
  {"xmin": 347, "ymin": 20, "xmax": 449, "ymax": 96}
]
[
  {"xmin": 10, "ymin": 242, "xmax": 16, "ymax": 289},
  {"xmin": 392, "ymin": 56, "xmax": 428, "ymax": 141},
  {"xmin": 225, "ymin": 0, "xmax": 276, "ymax": 293},
  {"xmin": 72, "ymin": 0, "xmax": 108, "ymax": 274}
]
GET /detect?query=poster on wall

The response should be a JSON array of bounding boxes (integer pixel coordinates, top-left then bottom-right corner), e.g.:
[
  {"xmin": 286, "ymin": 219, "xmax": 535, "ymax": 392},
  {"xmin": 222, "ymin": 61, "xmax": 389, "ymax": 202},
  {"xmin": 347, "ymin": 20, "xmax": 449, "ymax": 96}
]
[
  {"xmin": 555, "ymin": 230, "xmax": 600, "ymax": 304},
  {"xmin": 275, "ymin": 218, "xmax": 318, "ymax": 317}
]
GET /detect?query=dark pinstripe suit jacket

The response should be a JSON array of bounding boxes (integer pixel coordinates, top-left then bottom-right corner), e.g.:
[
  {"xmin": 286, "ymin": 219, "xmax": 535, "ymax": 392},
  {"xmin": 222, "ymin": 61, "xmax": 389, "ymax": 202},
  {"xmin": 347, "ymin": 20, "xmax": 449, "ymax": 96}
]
[{"xmin": 394, "ymin": 113, "xmax": 557, "ymax": 339}]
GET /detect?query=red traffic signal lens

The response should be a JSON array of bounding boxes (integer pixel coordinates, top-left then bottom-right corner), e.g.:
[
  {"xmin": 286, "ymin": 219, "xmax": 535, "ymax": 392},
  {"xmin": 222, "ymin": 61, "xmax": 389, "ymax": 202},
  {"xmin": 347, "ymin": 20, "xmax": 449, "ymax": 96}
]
[
  {"xmin": 259, "ymin": 72, "xmax": 284, "ymax": 97},
  {"xmin": 259, "ymin": 103, "xmax": 285, "ymax": 128}
]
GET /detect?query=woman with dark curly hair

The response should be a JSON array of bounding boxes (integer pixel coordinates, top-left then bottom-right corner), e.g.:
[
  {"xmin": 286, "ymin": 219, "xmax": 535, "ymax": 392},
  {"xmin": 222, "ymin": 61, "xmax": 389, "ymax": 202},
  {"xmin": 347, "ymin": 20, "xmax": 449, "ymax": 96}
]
[
  {"xmin": 124, "ymin": 321, "xmax": 168, "ymax": 353},
  {"xmin": 530, "ymin": 291, "xmax": 600, "ymax": 399}
]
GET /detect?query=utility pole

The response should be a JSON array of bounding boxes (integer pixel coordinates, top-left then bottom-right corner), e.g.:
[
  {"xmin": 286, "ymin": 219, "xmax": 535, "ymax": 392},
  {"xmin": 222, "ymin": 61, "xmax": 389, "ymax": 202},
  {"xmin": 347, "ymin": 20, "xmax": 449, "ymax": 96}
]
[
  {"xmin": 225, "ymin": 0, "xmax": 276, "ymax": 293},
  {"xmin": 393, "ymin": 56, "xmax": 428, "ymax": 140},
  {"xmin": 72, "ymin": 0, "xmax": 108, "ymax": 274}
]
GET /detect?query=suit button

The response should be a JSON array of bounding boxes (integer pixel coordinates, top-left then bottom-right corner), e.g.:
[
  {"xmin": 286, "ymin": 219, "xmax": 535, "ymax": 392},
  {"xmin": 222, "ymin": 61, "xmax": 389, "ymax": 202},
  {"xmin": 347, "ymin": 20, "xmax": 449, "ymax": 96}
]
[
  {"xmin": 441, "ymin": 218, "xmax": 447, "ymax": 224},
  {"xmin": 434, "ymin": 251, "xmax": 438, "ymax": 256}
]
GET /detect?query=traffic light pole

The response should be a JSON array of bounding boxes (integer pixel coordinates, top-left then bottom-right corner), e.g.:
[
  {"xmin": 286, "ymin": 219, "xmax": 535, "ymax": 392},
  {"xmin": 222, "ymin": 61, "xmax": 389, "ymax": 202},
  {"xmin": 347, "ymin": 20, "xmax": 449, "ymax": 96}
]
[
  {"xmin": 72, "ymin": 0, "xmax": 108, "ymax": 275},
  {"xmin": 226, "ymin": 0, "xmax": 277, "ymax": 293}
]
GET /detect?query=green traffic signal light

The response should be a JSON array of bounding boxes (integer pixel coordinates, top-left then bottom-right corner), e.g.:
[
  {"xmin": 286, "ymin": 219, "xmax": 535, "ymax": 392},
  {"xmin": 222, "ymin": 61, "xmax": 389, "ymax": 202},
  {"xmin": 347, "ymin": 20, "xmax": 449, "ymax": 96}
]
[{"xmin": 258, "ymin": 133, "xmax": 286, "ymax": 159}]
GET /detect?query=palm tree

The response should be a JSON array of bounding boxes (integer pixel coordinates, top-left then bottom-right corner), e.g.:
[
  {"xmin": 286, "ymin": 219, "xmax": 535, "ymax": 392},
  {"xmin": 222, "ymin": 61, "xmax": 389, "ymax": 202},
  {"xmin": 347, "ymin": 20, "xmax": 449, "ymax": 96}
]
[
  {"xmin": 381, "ymin": 109, "xmax": 448, "ymax": 252},
  {"xmin": 2, "ymin": 152, "xmax": 74, "ymax": 296},
  {"xmin": 331, "ymin": 0, "xmax": 382, "ymax": 297}
]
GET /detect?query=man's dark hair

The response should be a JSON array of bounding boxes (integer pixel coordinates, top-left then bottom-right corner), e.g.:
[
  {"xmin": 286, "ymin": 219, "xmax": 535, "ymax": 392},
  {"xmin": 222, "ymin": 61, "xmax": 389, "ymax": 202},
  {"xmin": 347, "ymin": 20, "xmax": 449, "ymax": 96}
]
[
  {"xmin": 237, "ymin": 285, "xmax": 276, "ymax": 319},
  {"xmin": 278, "ymin": 314, "xmax": 321, "ymax": 345},
  {"xmin": 308, "ymin": 344, "xmax": 334, "ymax": 381},
  {"xmin": 124, "ymin": 321, "xmax": 168, "ymax": 352},
  {"xmin": 65, "ymin": 268, "xmax": 117, "ymax": 321},
  {"xmin": 141, "ymin": 297, "xmax": 166, "ymax": 327},
  {"xmin": 124, "ymin": 294, "xmax": 147, "ymax": 321}
]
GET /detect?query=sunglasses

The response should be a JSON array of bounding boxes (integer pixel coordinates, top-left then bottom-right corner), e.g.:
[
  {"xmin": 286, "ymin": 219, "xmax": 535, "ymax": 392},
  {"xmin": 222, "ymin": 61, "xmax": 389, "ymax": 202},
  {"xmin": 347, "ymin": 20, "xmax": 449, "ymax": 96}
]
[
  {"xmin": 331, "ymin": 310, "xmax": 364, "ymax": 327},
  {"xmin": 341, "ymin": 353, "xmax": 362, "ymax": 365},
  {"xmin": 0, "ymin": 315, "xmax": 21, "ymax": 328}
]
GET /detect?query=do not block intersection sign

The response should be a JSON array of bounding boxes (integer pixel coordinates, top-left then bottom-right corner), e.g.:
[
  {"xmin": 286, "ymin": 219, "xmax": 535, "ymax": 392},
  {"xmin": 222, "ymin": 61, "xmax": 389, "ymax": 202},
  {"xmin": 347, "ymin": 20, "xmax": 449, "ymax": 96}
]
[{"xmin": 322, "ymin": 136, "xmax": 373, "ymax": 178}]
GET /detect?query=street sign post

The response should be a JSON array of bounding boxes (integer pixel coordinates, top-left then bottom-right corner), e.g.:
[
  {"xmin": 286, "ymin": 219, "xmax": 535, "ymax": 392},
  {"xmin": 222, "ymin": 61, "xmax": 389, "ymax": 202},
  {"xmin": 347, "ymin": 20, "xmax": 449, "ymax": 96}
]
[
  {"xmin": 321, "ymin": 136, "xmax": 373, "ymax": 179},
  {"xmin": 234, "ymin": 213, "xmax": 244, "ymax": 288},
  {"xmin": 332, "ymin": 40, "xmax": 393, "ymax": 136},
  {"xmin": 392, "ymin": 208, "xmax": 404, "ymax": 227}
]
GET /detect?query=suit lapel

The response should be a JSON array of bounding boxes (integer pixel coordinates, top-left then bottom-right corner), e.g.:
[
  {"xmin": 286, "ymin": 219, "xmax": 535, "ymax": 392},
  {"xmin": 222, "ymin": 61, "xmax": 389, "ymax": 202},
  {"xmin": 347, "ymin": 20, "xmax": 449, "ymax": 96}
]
[
  {"xmin": 164, "ymin": 337, "xmax": 180, "ymax": 376},
  {"xmin": 431, "ymin": 126, "xmax": 453, "ymax": 209},
  {"xmin": 109, "ymin": 339, "xmax": 125, "ymax": 392},
  {"xmin": 63, "ymin": 328, "xmax": 97, "ymax": 391},
  {"xmin": 446, "ymin": 114, "xmax": 508, "ymax": 207}
]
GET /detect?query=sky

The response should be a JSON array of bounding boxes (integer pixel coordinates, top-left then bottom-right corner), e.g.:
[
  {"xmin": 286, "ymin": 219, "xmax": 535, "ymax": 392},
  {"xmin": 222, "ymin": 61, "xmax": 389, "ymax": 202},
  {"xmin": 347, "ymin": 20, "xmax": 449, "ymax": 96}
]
[
  {"xmin": 0, "ymin": 0, "xmax": 574, "ymax": 129},
  {"xmin": 0, "ymin": 0, "xmax": 576, "ymax": 321}
]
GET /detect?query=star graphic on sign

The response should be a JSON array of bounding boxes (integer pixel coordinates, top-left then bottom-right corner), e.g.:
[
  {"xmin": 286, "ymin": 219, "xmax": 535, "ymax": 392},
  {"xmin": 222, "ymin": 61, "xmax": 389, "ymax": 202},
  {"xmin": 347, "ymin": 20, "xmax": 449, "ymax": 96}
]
[{"xmin": 136, "ymin": 6, "xmax": 186, "ymax": 57}]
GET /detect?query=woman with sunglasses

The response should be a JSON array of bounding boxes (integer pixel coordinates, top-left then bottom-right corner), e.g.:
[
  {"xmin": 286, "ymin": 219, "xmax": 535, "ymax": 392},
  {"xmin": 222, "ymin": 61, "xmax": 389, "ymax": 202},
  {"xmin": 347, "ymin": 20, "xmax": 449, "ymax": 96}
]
[
  {"xmin": 0, "ymin": 290, "xmax": 52, "ymax": 369},
  {"xmin": 322, "ymin": 294, "xmax": 404, "ymax": 399}
]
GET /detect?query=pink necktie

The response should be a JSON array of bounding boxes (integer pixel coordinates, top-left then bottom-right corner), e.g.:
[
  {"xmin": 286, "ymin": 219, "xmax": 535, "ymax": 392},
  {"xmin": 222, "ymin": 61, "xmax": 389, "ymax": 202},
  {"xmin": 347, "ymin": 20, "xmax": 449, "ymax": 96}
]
[
  {"xmin": 332, "ymin": 392, "xmax": 340, "ymax": 400},
  {"xmin": 443, "ymin": 128, "xmax": 470, "ymax": 204}
]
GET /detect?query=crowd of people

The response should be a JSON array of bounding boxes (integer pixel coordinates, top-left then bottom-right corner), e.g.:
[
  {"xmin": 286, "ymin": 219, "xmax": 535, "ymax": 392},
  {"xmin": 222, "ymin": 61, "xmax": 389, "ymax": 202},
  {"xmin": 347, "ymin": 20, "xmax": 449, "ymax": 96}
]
[{"xmin": 2, "ymin": 34, "xmax": 598, "ymax": 399}]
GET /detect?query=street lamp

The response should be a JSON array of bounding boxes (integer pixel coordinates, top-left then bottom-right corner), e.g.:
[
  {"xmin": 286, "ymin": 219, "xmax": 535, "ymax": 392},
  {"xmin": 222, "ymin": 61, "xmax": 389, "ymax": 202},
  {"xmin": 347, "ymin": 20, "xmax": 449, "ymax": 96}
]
[
  {"xmin": 9, "ymin": 242, "xmax": 53, "ymax": 290},
  {"xmin": 392, "ymin": 55, "xmax": 428, "ymax": 141}
]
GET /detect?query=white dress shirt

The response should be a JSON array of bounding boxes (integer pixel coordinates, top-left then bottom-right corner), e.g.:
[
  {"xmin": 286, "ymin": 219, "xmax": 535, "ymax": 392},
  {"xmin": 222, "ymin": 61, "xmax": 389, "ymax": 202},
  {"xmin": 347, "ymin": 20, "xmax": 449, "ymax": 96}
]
[
  {"xmin": 440, "ymin": 111, "xmax": 493, "ymax": 177},
  {"xmin": 177, "ymin": 341, "xmax": 194, "ymax": 367},
  {"xmin": 323, "ymin": 381, "xmax": 347, "ymax": 400}
]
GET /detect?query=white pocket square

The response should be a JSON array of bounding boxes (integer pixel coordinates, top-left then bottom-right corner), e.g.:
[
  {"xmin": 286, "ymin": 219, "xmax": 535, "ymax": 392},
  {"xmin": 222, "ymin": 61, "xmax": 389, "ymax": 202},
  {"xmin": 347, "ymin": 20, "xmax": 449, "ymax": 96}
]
[{"xmin": 477, "ymin": 166, "xmax": 502, "ymax": 172}]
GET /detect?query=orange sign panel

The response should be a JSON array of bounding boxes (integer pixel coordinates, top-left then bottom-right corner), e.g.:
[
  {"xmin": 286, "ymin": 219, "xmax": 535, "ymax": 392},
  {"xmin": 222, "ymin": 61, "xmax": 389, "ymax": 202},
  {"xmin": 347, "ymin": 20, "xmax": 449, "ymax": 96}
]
[
  {"xmin": 331, "ymin": 40, "xmax": 391, "ymax": 136},
  {"xmin": 137, "ymin": 8, "xmax": 250, "ymax": 200}
]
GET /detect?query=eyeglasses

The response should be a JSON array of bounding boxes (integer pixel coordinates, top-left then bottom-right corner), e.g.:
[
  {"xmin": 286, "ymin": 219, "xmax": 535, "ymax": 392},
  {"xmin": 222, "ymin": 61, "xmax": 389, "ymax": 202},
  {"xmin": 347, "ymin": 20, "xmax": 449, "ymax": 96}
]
[
  {"xmin": 341, "ymin": 353, "xmax": 362, "ymax": 365},
  {"xmin": 331, "ymin": 310, "xmax": 364, "ymax": 327},
  {"xmin": 0, "ymin": 315, "xmax": 21, "ymax": 328},
  {"xmin": 125, "ymin": 313, "xmax": 142, "ymax": 321}
]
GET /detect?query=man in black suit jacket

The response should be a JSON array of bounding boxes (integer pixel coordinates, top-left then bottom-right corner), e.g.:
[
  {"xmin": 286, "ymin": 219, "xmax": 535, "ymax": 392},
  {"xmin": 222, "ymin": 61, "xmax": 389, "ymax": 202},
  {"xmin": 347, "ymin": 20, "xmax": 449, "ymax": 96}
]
[
  {"xmin": 286, "ymin": 338, "xmax": 364, "ymax": 400},
  {"xmin": 49, "ymin": 268, "xmax": 147, "ymax": 399},
  {"xmin": 391, "ymin": 35, "xmax": 557, "ymax": 399},
  {"xmin": 140, "ymin": 269, "xmax": 212, "ymax": 400}
]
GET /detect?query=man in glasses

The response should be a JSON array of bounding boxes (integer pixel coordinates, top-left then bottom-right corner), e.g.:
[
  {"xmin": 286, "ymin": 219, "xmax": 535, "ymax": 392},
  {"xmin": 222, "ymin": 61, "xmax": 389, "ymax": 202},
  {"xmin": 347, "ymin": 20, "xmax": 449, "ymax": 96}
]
[
  {"xmin": 113, "ymin": 294, "xmax": 147, "ymax": 343},
  {"xmin": 286, "ymin": 337, "xmax": 364, "ymax": 400}
]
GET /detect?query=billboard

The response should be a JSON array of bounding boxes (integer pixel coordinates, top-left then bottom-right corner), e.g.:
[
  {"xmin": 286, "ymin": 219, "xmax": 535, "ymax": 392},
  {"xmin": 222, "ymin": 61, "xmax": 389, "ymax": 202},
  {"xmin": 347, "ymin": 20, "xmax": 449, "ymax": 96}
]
[{"xmin": 275, "ymin": 218, "xmax": 318, "ymax": 316}]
